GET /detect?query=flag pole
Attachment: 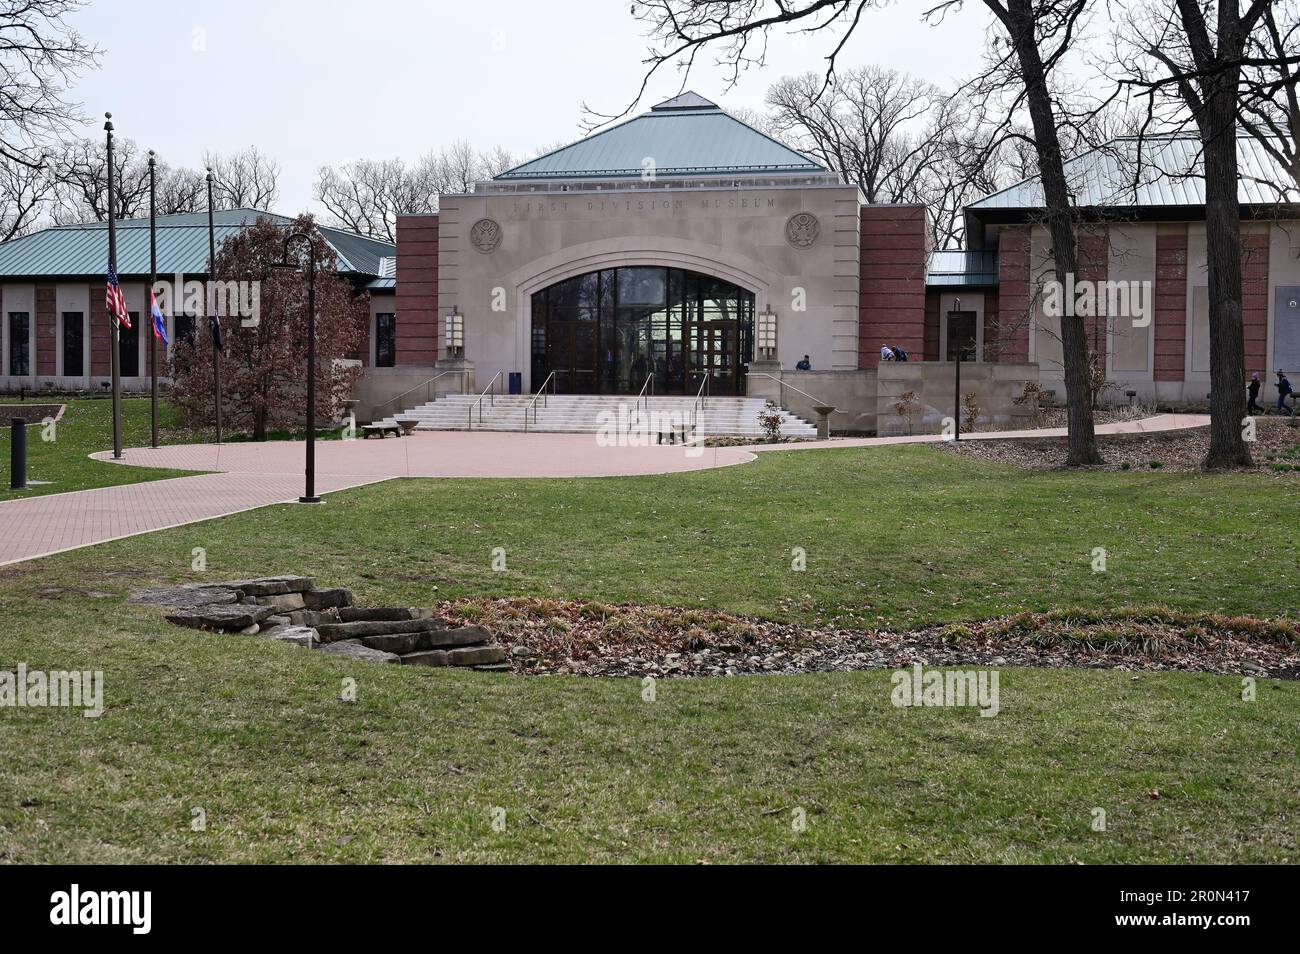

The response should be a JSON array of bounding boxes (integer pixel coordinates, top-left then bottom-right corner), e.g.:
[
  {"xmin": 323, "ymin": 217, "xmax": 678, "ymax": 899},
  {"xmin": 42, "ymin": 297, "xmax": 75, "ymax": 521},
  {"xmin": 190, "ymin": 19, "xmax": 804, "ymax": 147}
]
[
  {"xmin": 148, "ymin": 149, "xmax": 158, "ymax": 448},
  {"xmin": 105, "ymin": 113, "xmax": 122, "ymax": 461},
  {"xmin": 206, "ymin": 167, "xmax": 222, "ymax": 444}
]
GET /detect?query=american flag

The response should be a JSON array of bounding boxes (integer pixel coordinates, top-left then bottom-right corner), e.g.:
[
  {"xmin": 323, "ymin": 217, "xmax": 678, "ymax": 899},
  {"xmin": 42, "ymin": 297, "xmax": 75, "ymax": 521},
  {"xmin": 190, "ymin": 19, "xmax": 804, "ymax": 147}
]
[{"xmin": 106, "ymin": 264, "xmax": 131, "ymax": 329}]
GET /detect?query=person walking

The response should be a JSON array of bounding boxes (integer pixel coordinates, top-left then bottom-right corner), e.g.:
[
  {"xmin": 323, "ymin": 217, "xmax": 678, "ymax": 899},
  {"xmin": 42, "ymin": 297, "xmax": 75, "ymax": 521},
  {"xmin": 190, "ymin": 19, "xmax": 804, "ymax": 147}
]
[
  {"xmin": 1276, "ymin": 370, "xmax": 1294, "ymax": 415},
  {"xmin": 1247, "ymin": 372, "xmax": 1263, "ymax": 415}
]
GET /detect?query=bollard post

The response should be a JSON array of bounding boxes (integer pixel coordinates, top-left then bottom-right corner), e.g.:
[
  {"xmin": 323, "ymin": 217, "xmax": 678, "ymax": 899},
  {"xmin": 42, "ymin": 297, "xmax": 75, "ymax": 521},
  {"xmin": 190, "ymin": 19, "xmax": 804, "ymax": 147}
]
[{"xmin": 10, "ymin": 418, "xmax": 27, "ymax": 490}]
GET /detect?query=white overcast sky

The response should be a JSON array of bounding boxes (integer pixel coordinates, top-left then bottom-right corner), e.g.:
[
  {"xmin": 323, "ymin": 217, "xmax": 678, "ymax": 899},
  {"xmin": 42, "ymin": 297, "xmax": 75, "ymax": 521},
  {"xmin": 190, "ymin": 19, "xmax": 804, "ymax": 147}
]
[{"xmin": 67, "ymin": 0, "xmax": 998, "ymax": 214}]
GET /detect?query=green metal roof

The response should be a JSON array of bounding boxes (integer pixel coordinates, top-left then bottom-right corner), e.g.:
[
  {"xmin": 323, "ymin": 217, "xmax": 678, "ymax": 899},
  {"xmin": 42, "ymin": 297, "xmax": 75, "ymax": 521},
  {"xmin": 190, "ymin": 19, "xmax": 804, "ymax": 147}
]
[
  {"xmin": 495, "ymin": 93, "xmax": 827, "ymax": 181},
  {"xmin": 926, "ymin": 250, "xmax": 999, "ymax": 288},
  {"xmin": 0, "ymin": 208, "xmax": 395, "ymax": 279}
]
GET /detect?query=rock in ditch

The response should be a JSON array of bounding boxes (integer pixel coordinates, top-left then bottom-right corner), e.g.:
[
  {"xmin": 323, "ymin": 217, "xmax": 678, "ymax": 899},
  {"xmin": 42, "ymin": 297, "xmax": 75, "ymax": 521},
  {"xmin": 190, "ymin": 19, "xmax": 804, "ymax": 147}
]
[
  {"xmin": 303, "ymin": 587, "xmax": 353, "ymax": 610},
  {"xmin": 166, "ymin": 603, "xmax": 279, "ymax": 632},
  {"xmin": 402, "ymin": 646, "xmax": 507, "ymax": 667},
  {"xmin": 337, "ymin": 606, "xmax": 435, "ymax": 623},
  {"xmin": 318, "ymin": 639, "xmax": 399, "ymax": 664},
  {"xmin": 359, "ymin": 625, "xmax": 494, "ymax": 655}
]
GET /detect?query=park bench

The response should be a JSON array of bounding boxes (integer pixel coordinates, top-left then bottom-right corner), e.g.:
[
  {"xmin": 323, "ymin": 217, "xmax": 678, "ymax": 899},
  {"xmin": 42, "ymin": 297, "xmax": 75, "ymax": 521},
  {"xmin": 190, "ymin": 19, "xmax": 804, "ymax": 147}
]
[{"xmin": 361, "ymin": 422, "xmax": 402, "ymax": 439}]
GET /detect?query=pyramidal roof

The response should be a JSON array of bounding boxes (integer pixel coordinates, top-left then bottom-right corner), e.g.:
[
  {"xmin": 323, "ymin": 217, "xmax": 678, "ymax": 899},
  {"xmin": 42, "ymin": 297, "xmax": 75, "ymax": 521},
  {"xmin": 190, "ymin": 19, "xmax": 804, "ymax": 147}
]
[{"xmin": 494, "ymin": 92, "xmax": 826, "ymax": 181}]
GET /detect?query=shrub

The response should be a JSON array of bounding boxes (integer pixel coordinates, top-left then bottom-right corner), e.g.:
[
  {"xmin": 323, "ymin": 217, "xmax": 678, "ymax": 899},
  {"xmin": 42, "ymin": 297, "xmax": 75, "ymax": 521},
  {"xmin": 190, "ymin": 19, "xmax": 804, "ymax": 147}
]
[{"xmin": 757, "ymin": 400, "xmax": 783, "ymax": 441}]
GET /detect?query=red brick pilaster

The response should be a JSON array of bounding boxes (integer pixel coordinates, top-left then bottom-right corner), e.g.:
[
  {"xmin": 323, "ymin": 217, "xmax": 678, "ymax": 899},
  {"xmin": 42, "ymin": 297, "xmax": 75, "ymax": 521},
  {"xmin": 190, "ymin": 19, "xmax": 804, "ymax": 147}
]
[
  {"xmin": 858, "ymin": 205, "xmax": 926, "ymax": 368},
  {"xmin": 35, "ymin": 285, "xmax": 56, "ymax": 375},
  {"xmin": 993, "ymin": 226, "xmax": 1030, "ymax": 362},
  {"xmin": 90, "ymin": 283, "xmax": 110, "ymax": 376},
  {"xmin": 1242, "ymin": 231, "xmax": 1269, "ymax": 377},
  {"xmin": 395, "ymin": 214, "xmax": 439, "ymax": 366},
  {"xmin": 1154, "ymin": 226, "xmax": 1188, "ymax": 382}
]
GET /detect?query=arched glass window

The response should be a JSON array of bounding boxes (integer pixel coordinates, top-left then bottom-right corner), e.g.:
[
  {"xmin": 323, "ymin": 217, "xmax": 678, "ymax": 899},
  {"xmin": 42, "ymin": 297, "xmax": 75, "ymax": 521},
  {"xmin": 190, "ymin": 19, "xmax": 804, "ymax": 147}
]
[{"xmin": 530, "ymin": 266, "xmax": 754, "ymax": 395}]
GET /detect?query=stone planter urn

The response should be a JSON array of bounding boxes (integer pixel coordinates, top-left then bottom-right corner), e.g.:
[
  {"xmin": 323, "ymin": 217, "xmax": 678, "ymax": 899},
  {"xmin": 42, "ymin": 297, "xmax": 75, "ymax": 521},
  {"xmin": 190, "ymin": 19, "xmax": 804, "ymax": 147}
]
[
  {"xmin": 395, "ymin": 417, "xmax": 419, "ymax": 436},
  {"xmin": 812, "ymin": 404, "xmax": 836, "ymax": 440}
]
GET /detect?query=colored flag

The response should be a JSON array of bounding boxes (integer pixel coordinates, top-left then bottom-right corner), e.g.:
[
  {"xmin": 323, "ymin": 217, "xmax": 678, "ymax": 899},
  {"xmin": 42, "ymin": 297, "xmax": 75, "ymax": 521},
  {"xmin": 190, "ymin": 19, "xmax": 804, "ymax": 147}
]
[
  {"xmin": 106, "ymin": 264, "xmax": 131, "ymax": 329},
  {"xmin": 209, "ymin": 313, "xmax": 223, "ymax": 349},
  {"xmin": 149, "ymin": 290, "xmax": 169, "ymax": 345}
]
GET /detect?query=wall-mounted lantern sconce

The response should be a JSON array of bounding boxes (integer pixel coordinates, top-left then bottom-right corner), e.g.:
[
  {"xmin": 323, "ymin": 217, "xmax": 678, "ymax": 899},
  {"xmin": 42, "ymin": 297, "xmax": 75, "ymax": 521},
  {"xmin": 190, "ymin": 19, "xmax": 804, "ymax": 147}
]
[
  {"xmin": 444, "ymin": 311, "xmax": 464, "ymax": 358},
  {"xmin": 756, "ymin": 309, "xmax": 777, "ymax": 358}
]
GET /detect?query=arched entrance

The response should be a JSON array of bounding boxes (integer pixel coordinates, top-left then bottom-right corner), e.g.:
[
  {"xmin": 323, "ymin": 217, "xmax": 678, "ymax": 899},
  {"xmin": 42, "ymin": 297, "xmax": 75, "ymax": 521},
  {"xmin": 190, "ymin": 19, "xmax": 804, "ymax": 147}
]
[{"xmin": 529, "ymin": 266, "xmax": 754, "ymax": 394}]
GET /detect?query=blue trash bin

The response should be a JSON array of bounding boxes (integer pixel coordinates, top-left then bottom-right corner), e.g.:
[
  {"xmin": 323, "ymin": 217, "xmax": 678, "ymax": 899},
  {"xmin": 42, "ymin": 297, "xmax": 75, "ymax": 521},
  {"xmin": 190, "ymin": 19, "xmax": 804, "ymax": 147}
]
[{"xmin": 508, "ymin": 372, "xmax": 522, "ymax": 395}]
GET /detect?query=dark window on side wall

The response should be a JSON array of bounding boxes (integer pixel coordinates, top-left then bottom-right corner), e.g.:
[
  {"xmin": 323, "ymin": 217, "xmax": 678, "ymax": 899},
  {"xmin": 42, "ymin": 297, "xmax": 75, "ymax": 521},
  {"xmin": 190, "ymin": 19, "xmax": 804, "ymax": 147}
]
[
  {"xmin": 8, "ymin": 312, "xmax": 29, "ymax": 376},
  {"xmin": 62, "ymin": 312, "xmax": 84, "ymax": 376},
  {"xmin": 376, "ymin": 313, "xmax": 396, "ymax": 367},
  {"xmin": 120, "ymin": 314, "xmax": 140, "ymax": 376}
]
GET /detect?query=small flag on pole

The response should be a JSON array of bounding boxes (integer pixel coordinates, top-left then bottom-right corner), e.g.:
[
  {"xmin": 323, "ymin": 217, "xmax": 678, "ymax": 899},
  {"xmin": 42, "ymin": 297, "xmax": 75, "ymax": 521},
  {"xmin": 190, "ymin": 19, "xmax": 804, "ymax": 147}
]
[
  {"xmin": 106, "ymin": 264, "xmax": 131, "ymax": 329},
  {"xmin": 209, "ymin": 313, "xmax": 223, "ymax": 349},
  {"xmin": 149, "ymin": 290, "xmax": 169, "ymax": 344}
]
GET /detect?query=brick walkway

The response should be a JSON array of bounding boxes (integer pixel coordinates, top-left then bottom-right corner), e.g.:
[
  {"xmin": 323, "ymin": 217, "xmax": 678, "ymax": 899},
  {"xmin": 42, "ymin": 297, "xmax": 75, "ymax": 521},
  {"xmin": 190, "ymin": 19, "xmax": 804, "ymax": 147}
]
[
  {"xmin": 0, "ymin": 416, "xmax": 1209, "ymax": 567},
  {"xmin": 1, "ymin": 434, "xmax": 753, "ymax": 567}
]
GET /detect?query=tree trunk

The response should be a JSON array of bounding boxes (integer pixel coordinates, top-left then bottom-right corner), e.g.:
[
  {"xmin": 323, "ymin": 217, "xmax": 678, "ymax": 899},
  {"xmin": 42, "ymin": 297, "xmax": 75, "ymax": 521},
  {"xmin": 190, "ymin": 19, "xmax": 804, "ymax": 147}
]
[
  {"xmin": 1198, "ymin": 51, "xmax": 1253, "ymax": 467},
  {"xmin": 1002, "ymin": 0, "xmax": 1101, "ymax": 465}
]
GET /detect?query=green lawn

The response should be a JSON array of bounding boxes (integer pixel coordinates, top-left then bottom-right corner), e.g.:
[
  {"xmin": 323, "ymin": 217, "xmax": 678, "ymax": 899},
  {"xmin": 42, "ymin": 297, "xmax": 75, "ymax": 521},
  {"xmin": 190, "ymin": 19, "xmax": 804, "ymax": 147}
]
[
  {"xmin": 0, "ymin": 444, "xmax": 1296, "ymax": 862},
  {"xmin": 0, "ymin": 397, "xmax": 199, "ymax": 498}
]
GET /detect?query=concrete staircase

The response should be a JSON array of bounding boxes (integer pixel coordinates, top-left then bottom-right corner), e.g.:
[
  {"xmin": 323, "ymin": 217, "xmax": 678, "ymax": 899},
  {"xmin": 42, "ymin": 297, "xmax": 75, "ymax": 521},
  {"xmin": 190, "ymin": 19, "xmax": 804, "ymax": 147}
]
[{"xmin": 378, "ymin": 393, "xmax": 817, "ymax": 438}]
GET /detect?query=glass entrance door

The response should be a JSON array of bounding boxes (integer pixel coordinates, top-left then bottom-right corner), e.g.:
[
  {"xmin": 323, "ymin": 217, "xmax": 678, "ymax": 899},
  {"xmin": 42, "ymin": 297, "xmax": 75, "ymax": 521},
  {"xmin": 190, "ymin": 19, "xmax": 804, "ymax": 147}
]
[
  {"xmin": 686, "ymin": 320, "xmax": 741, "ymax": 394},
  {"xmin": 546, "ymin": 320, "xmax": 598, "ymax": 393},
  {"xmin": 531, "ymin": 266, "xmax": 753, "ymax": 394}
]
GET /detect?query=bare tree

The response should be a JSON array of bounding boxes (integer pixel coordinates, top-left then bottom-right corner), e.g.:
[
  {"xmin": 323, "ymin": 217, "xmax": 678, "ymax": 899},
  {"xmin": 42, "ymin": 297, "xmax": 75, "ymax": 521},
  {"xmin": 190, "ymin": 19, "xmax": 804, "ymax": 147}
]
[
  {"xmin": 156, "ymin": 165, "xmax": 206, "ymax": 214},
  {"xmin": 314, "ymin": 143, "xmax": 515, "ymax": 240},
  {"xmin": 0, "ymin": 0, "xmax": 98, "ymax": 167},
  {"xmin": 766, "ymin": 66, "xmax": 948, "ymax": 202},
  {"xmin": 50, "ymin": 135, "xmax": 151, "ymax": 221},
  {"xmin": 1238, "ymin": 0, "xmax": 1300, "ymax": 195},
  {"xmin": 204, "ymin": 146, "xmax": 281, "ymax": 209},
  {"xmin": 0, "ymin": 154, "xmax": 57, "ymax": 239},
  {"xmin": 1118, "ymin": 0, "xmax": 1290, "ymax": 467}
]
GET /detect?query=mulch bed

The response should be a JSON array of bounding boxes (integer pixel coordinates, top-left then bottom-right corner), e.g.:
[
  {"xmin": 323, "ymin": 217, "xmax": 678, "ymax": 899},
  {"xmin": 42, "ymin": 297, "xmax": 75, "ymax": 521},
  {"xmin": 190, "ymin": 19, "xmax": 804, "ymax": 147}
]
[
  {"xmin": 0, "ymin": 403, "xmax": 65, "ymax": 425},
  {"xmin": 937, "ymin": 416, "xmax": 1300, "ymax": 474},
  {"xmin": 435, "ymin": 597, "xmax": 1299, "ymax": 679}
]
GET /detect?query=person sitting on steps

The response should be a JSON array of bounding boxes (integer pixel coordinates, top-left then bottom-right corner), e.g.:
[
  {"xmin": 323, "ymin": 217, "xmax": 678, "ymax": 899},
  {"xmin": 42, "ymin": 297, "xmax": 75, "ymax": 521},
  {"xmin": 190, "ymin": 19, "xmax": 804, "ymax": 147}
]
[{"xmin": 795, "ymin": 354, "xmax": 811, "ymax": 371}]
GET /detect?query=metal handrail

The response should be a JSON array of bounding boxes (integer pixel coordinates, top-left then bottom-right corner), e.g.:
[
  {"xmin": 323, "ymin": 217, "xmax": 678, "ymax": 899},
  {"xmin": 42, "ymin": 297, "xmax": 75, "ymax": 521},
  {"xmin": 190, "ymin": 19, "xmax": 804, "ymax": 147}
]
[
  {"xmin": 372, "ymin": 369, "xmax": 470, "ymax": 421},
  {"xmin": 523, "ymin": 371, "xmax": 557, "ymax": 431},
  {"xmin": 747, "ymin": 371, "xmax": 841, "ymax": 413},
  {"xmin": 628, "ymin": 372, "xmax": 654, "ymax": 427},
  {"xmin": 468, "ymin": 370, "xmax": 503, "ymax": 429},
  {"xmin": 689, "ymin": 370, "xmax": 710, "ymax": 429}
]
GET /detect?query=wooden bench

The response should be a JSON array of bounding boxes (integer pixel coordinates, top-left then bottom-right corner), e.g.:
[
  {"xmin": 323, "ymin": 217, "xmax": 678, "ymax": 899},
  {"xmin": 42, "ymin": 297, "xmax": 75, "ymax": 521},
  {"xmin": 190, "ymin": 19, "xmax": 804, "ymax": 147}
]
[{"xmin": 362, "ymin": 423, "xmax": 402, "ymax": 439}]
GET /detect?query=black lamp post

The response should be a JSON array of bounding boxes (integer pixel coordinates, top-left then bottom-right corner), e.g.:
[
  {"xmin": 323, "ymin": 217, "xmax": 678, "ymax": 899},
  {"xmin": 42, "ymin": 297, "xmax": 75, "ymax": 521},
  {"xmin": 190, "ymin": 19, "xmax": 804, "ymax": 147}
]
[{"xmin": 274, "ymin": 231, "xmax": 319, "ymax": 504}]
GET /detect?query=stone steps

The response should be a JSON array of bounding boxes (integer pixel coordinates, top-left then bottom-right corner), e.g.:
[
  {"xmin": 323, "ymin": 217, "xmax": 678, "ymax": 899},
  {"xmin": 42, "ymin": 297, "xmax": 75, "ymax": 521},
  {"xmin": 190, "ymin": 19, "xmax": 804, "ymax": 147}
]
[
  {"xmin": 380, "ymin": 393, "xmax": 817, "ymax": 437},
  {"xmin": 134, "ymin": 577, "xmax": 508, "ymax": 670}
]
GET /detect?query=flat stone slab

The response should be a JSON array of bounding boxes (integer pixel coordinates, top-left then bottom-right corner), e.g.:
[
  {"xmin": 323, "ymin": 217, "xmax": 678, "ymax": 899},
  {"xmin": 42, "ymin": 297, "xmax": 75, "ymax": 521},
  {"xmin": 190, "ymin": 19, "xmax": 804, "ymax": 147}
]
[
  {"xmin": 130, "ymin": 584, "xmax": 241, "ymax": 609},
  {"xmin": 337, "ymin": 606, "xmax": 435, "ymax": 623},
  {"xmin": 402, "ymin": 646, "xmax": 507, "ymax": 668},
  {"xmin": 287, "ymin": 608, "xmax": 341, "ymax": 627},
  {"xmin": 266, "ymin": 625, "xmax": 316, "ymax": 648},
  {"xmin": 216, "ymin": 576, "xmax": 315, "ymax": 597},
  {"xmin": 303, "ymin": 587, "xmax": 353, "ymax": 610},
  {"xmin": 166, "ymin": 603, "xmax": 279, "ymax": 631},
  {"xmin": 315, "ymin": 617, "xmax": 447, "ymax": 643},
  {"xmin": 256, "ymin": 592, "xmax": 307, "ymax": 612},
  {"xmin": 318, "ymin": 639, "xmax": 399, "ymax": 664},
  {"xmin": 358, "ymin": 625, "xmax": 493, "ymax": 655}
]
